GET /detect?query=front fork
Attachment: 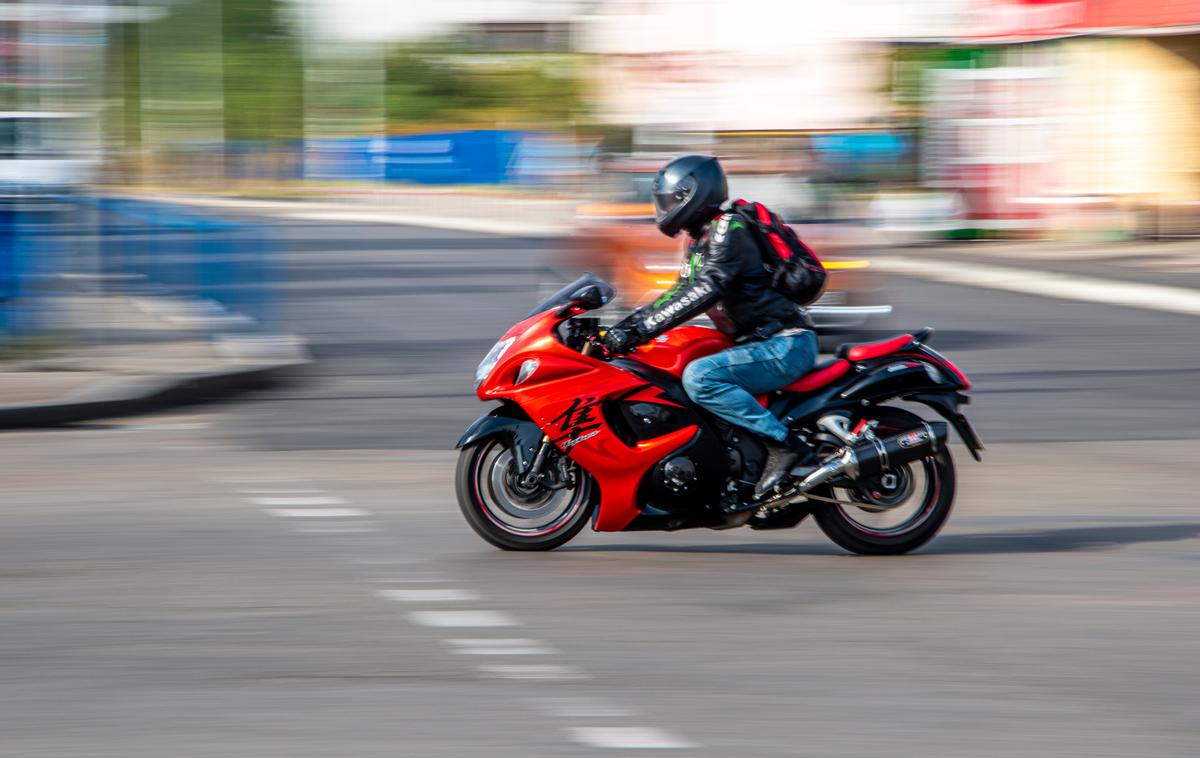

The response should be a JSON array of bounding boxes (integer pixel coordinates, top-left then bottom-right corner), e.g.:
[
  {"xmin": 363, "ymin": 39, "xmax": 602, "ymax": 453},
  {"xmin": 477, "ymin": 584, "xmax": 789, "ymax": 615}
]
[
  {"xmin": 517, "ymin": 435, "xmax": 553, "ymax": 487},
  {"xmin": 516, "ymin": 435, "xmax": 576, "ymax": 491}
]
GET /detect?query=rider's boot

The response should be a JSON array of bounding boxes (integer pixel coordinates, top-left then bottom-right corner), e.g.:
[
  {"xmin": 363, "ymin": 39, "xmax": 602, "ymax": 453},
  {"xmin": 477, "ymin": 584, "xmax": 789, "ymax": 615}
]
[{"xmin": 754, "ymin": 430, "xmax": 815, "ymax": 500}]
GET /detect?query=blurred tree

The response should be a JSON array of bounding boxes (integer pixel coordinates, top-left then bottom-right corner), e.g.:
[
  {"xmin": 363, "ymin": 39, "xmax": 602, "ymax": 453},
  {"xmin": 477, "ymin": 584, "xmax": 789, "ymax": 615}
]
[
  {"xmin": 384, "ymin": 43, "xmax": 587, "ymax": 129},
  {"xmin": 104, "ymin": 2, "xmax": 587, "ymax": 156},
  {"xmin": 220, "ymin": 0, "xmax": 303, "ymax": 142}
]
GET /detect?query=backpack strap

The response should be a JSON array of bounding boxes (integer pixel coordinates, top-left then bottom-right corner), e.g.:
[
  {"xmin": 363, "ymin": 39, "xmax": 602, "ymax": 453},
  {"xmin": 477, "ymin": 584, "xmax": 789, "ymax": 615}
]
[{"xmin": 731, "ymin": 201, "xmax": 794, "ymax": 262}]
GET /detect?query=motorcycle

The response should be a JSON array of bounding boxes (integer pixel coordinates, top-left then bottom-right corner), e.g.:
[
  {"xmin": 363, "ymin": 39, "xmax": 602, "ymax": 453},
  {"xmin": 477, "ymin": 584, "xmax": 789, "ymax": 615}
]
[{"xmin": 455, "ymin": 274, "xmax": 983, "ymax": 555}]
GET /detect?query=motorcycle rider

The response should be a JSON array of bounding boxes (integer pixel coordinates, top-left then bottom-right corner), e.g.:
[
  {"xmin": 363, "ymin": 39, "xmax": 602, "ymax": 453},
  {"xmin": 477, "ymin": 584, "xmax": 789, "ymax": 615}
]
[{"xmin": 602, "ymin": 154, "xmax": 818, "ymax": 500}]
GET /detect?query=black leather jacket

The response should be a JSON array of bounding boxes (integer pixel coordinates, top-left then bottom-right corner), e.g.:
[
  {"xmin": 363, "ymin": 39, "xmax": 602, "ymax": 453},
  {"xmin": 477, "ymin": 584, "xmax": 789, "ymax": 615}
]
[{"xmin": 615, "ymin": 210, "xmax": 812, "ymax": 344}]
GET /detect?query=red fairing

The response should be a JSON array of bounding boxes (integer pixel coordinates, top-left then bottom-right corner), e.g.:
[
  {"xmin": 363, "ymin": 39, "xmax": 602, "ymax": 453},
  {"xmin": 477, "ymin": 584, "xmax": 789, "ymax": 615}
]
[
  {"xmin": 898, "ymin": 352, "xmax": 972, "ymax": 390},
  {"xmin": 937, "ymin": 357, "xmax": 972, "ymax": 390},
  {"xmin": 842, "ymin": 333, "xmax": 971, "ymax": 388},
  {"xmin": 846, "ymin": 334, "xmax": 912, "ymax": 361},
  {"xmin": 627, "ymin": 325, "xmax": 732, "ymax": 378},
  {"xmin": 781, "ymin": 359, "xmax": 851, "ymax": 393},
  {"xmin": 477, "ymin": 311, "xmax": 700, "ymax": 532}
]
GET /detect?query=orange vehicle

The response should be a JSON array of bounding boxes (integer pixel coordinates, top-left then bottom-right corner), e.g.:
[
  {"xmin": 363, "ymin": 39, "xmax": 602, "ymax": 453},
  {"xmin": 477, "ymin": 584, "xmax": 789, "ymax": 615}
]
[{"xmin": 557, "ymin": 164, "xmax": 892, "ymax": 349}]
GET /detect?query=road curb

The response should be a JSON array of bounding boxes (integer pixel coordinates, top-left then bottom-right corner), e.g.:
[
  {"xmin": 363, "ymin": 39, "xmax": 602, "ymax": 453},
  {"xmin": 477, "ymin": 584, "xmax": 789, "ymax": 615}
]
[{"xmin": 0, "ymin": 358, "xmax": 309, "ymax": 429}]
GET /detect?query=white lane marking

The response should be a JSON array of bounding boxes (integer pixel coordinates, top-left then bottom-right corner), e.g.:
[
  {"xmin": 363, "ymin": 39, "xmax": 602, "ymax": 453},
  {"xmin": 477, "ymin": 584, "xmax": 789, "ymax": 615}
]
[
  {"xmin": 530, "ymin": 697, "xmax": 635, "ymax": 718},
  {"xmin": 409, "ymin": 610, "xmax": 518, "ymax": 628},
  {"xmin": 263, "ymin": 507, "xmax": 368, "ymax": 518},
  {"xmin": 376, "ymin": 588, "xmax": 479, "ymax": 603},
  {"xmin": 877, "ymin": 256, "xmax": 1200, "ymax": 317},
  {"xmin": 568, "ymin": 727, "xmax": 695, "ymax": 749},
  {"xmin": 479, "ymin": 664, "xmax": 585, "ymax": 681},
  {"xmin": 447, "ymin": 639, "xmax": 553, "ymax": 656},
  {"xmin": 252, "ymin": 496, "xmax": 346, "ymax": 506}
]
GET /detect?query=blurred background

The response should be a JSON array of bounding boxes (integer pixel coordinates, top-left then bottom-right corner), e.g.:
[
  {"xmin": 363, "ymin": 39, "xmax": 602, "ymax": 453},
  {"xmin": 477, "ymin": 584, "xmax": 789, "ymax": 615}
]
[{"xmin": 4, "ymin": 1, "xmax": 1200, "ymax": 756}]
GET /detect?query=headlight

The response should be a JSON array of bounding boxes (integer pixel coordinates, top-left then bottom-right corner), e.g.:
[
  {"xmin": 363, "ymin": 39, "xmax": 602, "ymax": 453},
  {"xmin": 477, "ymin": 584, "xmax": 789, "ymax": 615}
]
[{"xmin": 474, "ymin": 337, "xmax": 515, "ymax": 388}]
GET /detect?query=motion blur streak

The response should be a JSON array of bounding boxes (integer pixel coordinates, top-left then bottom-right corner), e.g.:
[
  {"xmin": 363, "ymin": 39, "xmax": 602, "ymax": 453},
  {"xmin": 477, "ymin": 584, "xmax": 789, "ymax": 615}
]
[{"xmin": 2, "ymin": 1, "xmax": 1199, "ymax": 756}]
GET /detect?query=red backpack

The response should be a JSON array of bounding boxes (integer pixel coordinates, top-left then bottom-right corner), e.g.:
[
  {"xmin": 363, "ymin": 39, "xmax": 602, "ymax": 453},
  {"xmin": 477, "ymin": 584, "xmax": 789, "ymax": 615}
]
[{"xmin": 731, "ymin": 199, "xmax": 827, "ymax": 306}]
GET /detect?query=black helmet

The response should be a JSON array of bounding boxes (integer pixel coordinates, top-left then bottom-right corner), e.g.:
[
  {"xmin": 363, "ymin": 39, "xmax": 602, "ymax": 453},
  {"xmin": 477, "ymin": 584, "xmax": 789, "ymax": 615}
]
[{"xmin": 651, "ymin": 154, "xmax": 728, "ymax": 237}]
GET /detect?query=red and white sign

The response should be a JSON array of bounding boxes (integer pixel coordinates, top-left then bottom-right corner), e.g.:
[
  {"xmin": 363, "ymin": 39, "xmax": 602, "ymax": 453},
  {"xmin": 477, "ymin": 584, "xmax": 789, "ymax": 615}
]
[{"xmin": 964, "ymin": 0, "xmax": 1200, "ymax": 40}]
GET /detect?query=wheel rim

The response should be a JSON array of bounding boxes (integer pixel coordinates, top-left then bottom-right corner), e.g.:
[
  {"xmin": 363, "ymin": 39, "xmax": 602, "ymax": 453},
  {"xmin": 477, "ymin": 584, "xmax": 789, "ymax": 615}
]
[
  {"xmin": 833, "ymin": 456, "xmax": 942, "ymax": 537},
  {"xmin": 473, "ymin": 441, "xmax": 588, "ymax": 537}
]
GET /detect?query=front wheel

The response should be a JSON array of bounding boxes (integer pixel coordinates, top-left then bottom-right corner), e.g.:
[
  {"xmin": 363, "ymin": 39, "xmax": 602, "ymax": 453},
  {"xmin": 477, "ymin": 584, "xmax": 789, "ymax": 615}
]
[
  {"xmin": 456, "ymin": 437, "xmax": 596, "ymax": 551},
  {"xmin": 811, "ymin": 407, "xmax": 956, "ymax": 555}
]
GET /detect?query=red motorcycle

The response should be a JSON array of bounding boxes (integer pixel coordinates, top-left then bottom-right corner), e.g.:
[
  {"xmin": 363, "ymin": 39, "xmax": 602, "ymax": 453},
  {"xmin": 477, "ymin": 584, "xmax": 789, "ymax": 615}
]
[{"xmin": 456, "ymin": 275, "xmax": 983, "ymax": 555}]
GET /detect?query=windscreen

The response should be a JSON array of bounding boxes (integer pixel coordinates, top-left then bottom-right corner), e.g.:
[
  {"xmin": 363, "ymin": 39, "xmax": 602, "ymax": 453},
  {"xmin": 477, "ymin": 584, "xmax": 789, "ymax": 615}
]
[{"xmin": 524, "ymin": 273, "xmax": 615, "ymax": 319}]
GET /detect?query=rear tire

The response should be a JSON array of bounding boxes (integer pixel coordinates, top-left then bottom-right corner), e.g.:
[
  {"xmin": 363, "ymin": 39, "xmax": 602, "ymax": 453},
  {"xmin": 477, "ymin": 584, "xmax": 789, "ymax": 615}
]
[
  {"xmin": 456, "ymin": 438, "xmax": 596, "ymax": 551},
  {"xmin": 811, "ymin": 407, "xmax": 956, "ymax": 555}
]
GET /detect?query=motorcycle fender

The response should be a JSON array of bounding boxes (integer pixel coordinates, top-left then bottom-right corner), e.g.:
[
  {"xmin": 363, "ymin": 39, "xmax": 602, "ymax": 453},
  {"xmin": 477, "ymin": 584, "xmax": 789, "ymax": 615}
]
[
  {"xmin": 839, "ymin": 361, "xmax": 947, "ymax": 404},
  {"xmin": 456, "ymin": 405, "xmax": 545, "ymax": 474},
  {"xmin": 908, "ymin": 391, "xmax": 985, "ymax": 461}
]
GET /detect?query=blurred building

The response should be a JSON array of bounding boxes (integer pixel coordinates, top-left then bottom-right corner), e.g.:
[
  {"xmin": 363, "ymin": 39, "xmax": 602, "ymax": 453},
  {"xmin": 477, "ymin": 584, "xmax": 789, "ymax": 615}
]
[
  {"xmin": 459, "ymin": 21, "xmax": 573, "ymax": 52},
  {"xmin": 902, "ymin": 0, "xmax": 1200, "ymax": 237},
  {"xmin": 0, "ymin": 3, "xmax": 118, "ymax": 189},
  {"xmin": 580, "ymin": 0, "xmax": 893, "ymax": 132}
]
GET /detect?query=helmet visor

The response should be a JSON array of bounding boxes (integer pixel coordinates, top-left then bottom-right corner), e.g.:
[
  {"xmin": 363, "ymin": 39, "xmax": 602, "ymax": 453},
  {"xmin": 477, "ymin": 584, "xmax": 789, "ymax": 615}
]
[{"xmin": 652, "ymin": 174, "xmax": 697, "ymax": 221}]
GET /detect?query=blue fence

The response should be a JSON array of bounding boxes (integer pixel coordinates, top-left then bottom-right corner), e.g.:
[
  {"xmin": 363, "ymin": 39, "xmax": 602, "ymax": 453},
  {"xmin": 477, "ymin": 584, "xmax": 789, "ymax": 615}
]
[
  {"xmin": 0, "ymin": 208, "xmax": 23, "ymax": 335},
  {"xmin": 82, "ymin": 196, "xmax": 279, "ymax": 329},
  {"xmin": 0, "ymin": 200, "xmax": 73, "ymax": 337},
  {"xmin": 0, "ymin": 195, "xmax": 279, "ymax": 340},
  {"xmin": 302, "ymin": 130, "xmax": 589, "ymax": 185}
]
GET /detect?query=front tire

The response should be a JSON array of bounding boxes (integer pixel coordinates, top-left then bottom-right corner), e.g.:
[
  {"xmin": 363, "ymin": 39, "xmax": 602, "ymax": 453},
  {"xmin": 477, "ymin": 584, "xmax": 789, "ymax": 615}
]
[
  {"xmin": 811, "ymin": 407, "xmax": 956, "ymax": 555},
  {"xmin": 456, "ymin": 438, "xmax": 596, "ymax": 551}
]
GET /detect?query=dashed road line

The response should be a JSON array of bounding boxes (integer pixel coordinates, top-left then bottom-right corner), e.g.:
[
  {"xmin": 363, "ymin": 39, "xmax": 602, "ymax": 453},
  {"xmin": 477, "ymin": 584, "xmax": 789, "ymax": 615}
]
[
  {"xmin": 447, "ymin": 639, "xmax": 553, "ymax": 656},
  {"xmin": 238, "ymin": 481, "xmax": 701, "ymax": 751},
  {"xmin": 567, "ymin": 726, "xmax": 695, "ymax": 750},
  {"xmin": 376, "ymin": 588, "xmax": 480, "ymax": 603},
  {"xmin": 409, "ymin": 610, "xmax": 519, "ymax": 628},
  {"xmin": 263, "ymin": 507, "xmax": 369, "ymax": 518}
]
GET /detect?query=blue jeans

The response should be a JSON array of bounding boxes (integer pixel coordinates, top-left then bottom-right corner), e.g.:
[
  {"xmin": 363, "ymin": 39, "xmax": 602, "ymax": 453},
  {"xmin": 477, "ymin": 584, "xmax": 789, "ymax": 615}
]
[{"xmin": 682, "ymin": 330, "xmax": 818, "ymax": 443}]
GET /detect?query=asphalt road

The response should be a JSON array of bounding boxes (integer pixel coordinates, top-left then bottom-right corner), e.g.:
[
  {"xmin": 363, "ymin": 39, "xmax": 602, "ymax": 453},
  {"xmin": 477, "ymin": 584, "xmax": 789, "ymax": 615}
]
[{"xmin": 4, "ymin": 220, "xmax": 1199, "ymax": 757}]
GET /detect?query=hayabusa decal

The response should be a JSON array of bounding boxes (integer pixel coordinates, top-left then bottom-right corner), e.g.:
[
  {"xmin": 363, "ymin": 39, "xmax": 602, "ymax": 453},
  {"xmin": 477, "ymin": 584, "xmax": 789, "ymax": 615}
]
[{"xmin": 549, "ymin": 396, "xmax": 603, "ymax": 449}]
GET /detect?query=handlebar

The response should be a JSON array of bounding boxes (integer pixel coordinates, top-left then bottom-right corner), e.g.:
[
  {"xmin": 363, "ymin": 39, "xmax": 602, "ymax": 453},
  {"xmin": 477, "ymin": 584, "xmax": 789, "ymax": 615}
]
[{"xmin": 562, "ymin": 317, "xmax": 635, "ymax": 360}]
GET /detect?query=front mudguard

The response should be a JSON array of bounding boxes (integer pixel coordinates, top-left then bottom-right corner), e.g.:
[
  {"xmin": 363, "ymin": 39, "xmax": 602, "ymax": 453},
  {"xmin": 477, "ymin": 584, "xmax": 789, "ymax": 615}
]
[{"xmin": 456, "ymin": 403, "xmax": 546, "ymax": 475}]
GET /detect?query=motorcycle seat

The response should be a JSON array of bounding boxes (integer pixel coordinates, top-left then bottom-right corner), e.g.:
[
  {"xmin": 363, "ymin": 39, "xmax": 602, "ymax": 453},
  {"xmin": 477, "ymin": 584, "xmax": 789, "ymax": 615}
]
[
  {"xmin": 835, "ymin": 333, "xmax": 913, "ymax": 362},
  {"xmin": 780, "ymin": 358, "xmax": 851, "ymax": 393}
]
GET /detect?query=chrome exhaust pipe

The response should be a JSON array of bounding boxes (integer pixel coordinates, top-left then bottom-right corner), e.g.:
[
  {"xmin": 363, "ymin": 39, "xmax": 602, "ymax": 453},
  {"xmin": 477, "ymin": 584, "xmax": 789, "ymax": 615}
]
[{"xmin": 795, "ymin": 421, "xmax": 948, "ymax": 492}]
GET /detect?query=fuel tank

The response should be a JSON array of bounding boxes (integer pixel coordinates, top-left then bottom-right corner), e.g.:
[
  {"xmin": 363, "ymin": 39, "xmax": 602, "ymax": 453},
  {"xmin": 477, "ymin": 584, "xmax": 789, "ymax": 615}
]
[{"xmin": 627, "ymin": 325, "xmax": 732, "ymax": 379}]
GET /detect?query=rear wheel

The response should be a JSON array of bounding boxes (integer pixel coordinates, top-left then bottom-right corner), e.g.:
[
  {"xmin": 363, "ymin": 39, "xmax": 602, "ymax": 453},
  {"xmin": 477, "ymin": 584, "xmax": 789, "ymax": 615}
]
[
  {"xmin": 811, "ymin": 407, "xmax": 955, "ymax": 555},
  {"xmin": 456, "ymin": 437, "xmax": 596, "ymax": 551}
]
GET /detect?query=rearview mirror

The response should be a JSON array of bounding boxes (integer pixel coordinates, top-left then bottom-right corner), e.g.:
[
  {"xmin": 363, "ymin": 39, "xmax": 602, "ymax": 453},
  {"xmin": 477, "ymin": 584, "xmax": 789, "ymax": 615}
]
[
  {"xmin": 554, "ymin": 284, "xmax": 608, "ymax": 318},
  {"xmin": 570, "ymin": 284, "xmax": 608, "ymax": 311}
]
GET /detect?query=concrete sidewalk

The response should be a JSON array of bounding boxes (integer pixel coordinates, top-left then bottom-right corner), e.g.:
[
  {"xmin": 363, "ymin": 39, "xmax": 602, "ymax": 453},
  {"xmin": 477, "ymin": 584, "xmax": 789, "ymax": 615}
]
[
  {"xmin": 135, "ymin": 189, "xmax": 579, "ymax": 237},
  {"xmin": 0, "ymin": 295, "xmax": 309, "ymax": 428}
]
